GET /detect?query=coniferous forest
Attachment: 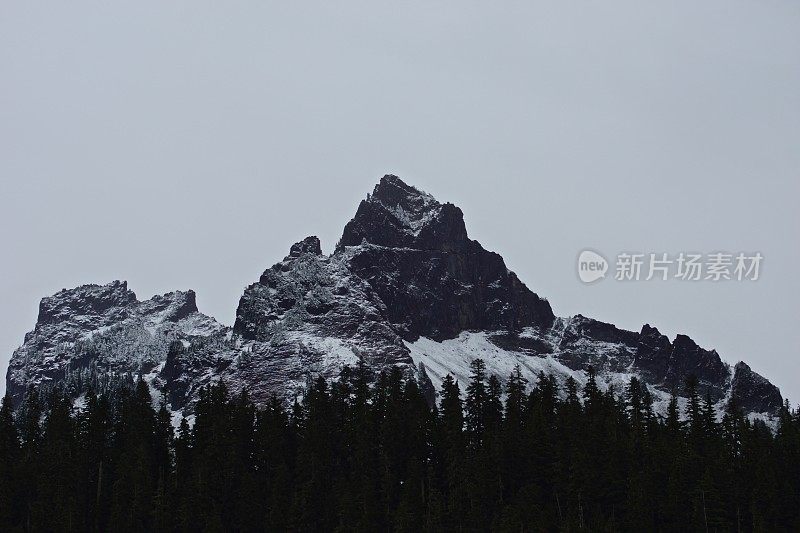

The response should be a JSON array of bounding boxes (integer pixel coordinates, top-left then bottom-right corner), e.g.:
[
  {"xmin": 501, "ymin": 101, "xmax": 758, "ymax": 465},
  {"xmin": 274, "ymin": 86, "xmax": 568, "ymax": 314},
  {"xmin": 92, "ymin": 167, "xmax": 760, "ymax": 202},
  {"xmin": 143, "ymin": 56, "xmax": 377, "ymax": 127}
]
[{"xmin": 1, "ymin": 361, "xmax": 799, "ymax": 532}]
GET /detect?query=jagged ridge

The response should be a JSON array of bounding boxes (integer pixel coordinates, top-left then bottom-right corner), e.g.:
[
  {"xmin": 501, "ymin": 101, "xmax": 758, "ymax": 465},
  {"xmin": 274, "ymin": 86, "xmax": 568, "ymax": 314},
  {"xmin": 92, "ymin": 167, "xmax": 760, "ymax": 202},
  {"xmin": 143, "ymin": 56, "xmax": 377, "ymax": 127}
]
[
  {"xmin": 5, "ymin": 175, "xmax": 784, "ymax": 423},
  {"xmin": 6, "ymin": 281, "xmax": 225, "ymax": 403}
]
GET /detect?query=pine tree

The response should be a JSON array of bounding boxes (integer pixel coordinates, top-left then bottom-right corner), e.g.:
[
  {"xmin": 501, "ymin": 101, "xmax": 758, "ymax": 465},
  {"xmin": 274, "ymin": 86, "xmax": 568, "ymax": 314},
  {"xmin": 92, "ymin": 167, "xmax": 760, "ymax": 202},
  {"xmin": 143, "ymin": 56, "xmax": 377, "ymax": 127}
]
[
  {"xmin": 666, "ymin": 392, "xmax": 682, "ymax": 436},
  {"xmin": 684, "ymin": 374, "xmax": 703, "ymax": 442},
  {"xmin": 501, "ymin": 366, "xmax": 528, "ymax": 501},
  {"xmin": 152, "ymin": 398, "xmax": 174, "ymax": 532},
  {"xmin": 110, "ymin": 377, "xmax": 158, "ymax": 531},
  {"xmin": 439, "ymin": 374, "xmax": 466, "ymax": 530},
  {"xmin": 464, "ymin": 359, "xmax": 487, "ymax": 450},
  {"xmin": 504, "ymin": 365, "xmax": 527, "ymax": 431},
  {"xmin": 583, "ymin": 366, "xmax": 602, "ymax": 418},
  {"xmin": 77, "ymin": 388, "xmax": 110, "ymax": 531},
  {"xmin": 32, "ymin": 391, "xmax": 78, "ymax": 530},
  {"xmin": 0, "ymin": 395, "xmax": 20, "ymax": 526},
  {"xmin": 294, "ymin": 376, "xmax": 337, "ymax": 531},
  {"xmin": 17, "ymin": 387, "xmax": 43, "ymax": 531}
]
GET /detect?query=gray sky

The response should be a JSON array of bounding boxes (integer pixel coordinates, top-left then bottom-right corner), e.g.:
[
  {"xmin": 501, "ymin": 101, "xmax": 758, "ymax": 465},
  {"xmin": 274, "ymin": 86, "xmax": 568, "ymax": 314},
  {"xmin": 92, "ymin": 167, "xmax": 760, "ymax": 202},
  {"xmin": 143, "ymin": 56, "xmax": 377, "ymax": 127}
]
[{"xmin": 1, "ymin": 1, "xmax": 798, "ymax": 403}]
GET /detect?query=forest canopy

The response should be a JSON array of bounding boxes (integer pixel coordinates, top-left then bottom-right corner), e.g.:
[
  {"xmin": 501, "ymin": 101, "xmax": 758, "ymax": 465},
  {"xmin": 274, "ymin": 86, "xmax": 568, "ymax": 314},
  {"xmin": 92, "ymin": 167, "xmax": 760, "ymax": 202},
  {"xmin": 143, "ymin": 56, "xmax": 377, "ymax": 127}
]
[{"xmin": 0, "ymin": 360, "xmax": 798, "ymax": 532}]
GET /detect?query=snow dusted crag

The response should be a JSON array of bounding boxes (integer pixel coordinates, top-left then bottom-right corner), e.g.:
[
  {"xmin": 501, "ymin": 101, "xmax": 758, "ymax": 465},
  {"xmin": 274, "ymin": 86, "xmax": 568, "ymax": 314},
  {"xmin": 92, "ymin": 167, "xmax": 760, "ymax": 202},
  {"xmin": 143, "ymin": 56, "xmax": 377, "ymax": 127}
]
[
  {"xmin": 5, "ymin": 175, "xmax": 784, "ymax": 424},
  {"xmin": 228, "ymin": 234, "xmax": 412, "ymax": 405},
  {"xmin": 6, "ymin": 281, "xmax": 226, "ymax": 403}
]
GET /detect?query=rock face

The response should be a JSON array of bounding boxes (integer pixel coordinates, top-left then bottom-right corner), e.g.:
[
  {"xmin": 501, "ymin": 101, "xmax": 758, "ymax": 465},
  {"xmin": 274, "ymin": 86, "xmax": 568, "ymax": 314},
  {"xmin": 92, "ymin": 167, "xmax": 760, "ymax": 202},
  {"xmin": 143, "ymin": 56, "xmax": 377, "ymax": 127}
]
[
  {"xmin": 5, "ymin": 175, "xmax": 784, "ymax": 423},
  {"xmin": 632, "ymin": 325, "xmax": 731, "ymax": 399},
  {"xmin": 228, "ymin": 233, "xmax": 412, "ymax": 405},
  {"xmin": 6, "ymin": 281, "xmax": 226, "ymax": 402},
  {"xmin": 339, "ymin": 176, "xmax": 555, "ymax": 341},
  {"xmin": 731, "ymin": 362, "xmax": 784, "ymax": 414}
]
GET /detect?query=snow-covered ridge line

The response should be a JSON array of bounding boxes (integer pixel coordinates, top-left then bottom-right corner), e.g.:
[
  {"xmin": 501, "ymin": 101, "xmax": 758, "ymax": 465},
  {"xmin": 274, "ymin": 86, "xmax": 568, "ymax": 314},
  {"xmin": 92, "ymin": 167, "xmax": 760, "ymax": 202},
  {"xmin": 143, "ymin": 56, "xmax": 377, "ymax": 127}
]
[
  {"xmin": 5, "ymin": 175, "xmax": 785, "ymax": 427},
  {"xmin": 407, "ymin": 330, "xmax": 777, "ymax": 430}
]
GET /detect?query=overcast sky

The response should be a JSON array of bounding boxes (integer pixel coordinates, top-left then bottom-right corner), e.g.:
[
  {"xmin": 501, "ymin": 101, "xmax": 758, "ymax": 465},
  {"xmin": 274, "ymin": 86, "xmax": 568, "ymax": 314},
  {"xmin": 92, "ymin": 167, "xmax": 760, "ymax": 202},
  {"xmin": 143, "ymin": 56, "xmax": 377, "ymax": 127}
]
[{"xmin": 1, "ymin": 1, "xmax": 798, "ymax": 403}]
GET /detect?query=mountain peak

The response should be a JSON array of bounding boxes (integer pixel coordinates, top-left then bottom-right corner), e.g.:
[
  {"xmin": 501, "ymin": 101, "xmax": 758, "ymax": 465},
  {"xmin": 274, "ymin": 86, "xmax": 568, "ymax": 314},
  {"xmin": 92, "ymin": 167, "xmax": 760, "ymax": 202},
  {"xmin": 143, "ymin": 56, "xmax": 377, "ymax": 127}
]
[
  {"xmin": 288, "ymin": 236, "xmax": 322, "ymax": 257},
  {"xmin": 731, "ymin": 361, "xmax": 783, "ymax": 413},
  {"xmin": 37, "ymin": 280, "xmax": 137, "ymax": 326},
  {"xmin": 335, "ymin": 175, "xmax": 553, "ymax": 340},
  {"xmin": 338, "ymin": 174, "xmax": 468, "ymax": 251},
  {"xmin": 366, "ymin": 175, "xmax": 442, "ymax": 240},
  {"xmin": 137, "ymin": 289, "xmax": 199, "ymax": 322},
  {"xmin": 371, "ymin": 174, "xmax": 438, "ymax": 214}
]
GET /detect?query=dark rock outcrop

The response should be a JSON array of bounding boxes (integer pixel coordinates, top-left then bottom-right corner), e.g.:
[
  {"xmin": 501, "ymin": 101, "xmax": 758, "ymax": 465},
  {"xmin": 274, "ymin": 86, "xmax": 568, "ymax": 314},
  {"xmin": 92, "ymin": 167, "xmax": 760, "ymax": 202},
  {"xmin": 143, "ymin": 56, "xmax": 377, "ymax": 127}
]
[
  {"xmin": 556, "ymin": 315, "xmax": 639, "ymax": 372},
  {"xmin": 634, "ymin": 324, "xmax": 673, "ymax": 384},
  {"xmin": 339, "ymin": 175, "xmax": 555, "ymax": 341},
  {"xmin": 631, "ymin": 325, "xmax": 731, "ymax": 399},
  {"xmin": 730, "ymin": 362, "xmax": 783, "ymax": 414},
  {"xmin": 664, "ymin": 334, "xmax": 729, "ymax": 399}
]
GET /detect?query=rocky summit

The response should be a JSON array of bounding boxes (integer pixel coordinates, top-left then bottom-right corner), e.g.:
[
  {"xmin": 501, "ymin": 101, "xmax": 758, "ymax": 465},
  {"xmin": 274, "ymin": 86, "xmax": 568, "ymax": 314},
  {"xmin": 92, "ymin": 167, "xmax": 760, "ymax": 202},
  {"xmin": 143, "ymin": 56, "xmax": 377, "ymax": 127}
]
[{"xmin": 5, "ymin": 175, "xmax": 784, "ymax": 424}]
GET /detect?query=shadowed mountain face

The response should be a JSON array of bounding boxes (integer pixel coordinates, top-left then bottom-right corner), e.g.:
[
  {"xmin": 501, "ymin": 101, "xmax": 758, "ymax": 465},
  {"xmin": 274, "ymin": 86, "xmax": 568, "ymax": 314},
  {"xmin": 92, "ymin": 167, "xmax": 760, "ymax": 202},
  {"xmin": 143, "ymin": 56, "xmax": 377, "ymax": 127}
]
[
  {"xmin": 5, "ymin": 175, "xmax": 784, "ymax": 422},
  {"xmin": 338, "ymin": 176, "xmax": 555, "ymax": 341}
]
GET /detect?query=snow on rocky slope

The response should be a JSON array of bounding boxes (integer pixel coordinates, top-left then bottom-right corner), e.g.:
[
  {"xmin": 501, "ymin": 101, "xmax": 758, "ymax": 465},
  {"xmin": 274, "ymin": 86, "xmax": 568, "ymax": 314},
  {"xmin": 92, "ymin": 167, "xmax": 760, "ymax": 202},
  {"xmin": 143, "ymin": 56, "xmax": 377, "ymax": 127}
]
[
  {"xmin": 6, "ymin": 281, "xmax": 226, "ymax": 402},
  {"xmin": 5, "ymin": 176, "xmax": 784, "ymax": 425}
]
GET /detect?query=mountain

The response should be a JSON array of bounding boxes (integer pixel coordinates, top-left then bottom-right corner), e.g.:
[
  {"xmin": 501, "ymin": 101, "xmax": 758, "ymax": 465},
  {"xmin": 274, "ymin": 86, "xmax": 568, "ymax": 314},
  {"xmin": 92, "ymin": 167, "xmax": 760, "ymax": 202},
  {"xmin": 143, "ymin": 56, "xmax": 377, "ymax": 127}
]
[
  {"xmin": 5, "ymin": 175, "xmax": 783, "ymax": 424},
  {"xmin": 6, "ymin": 282, "xmax": 226, "ymax": 407}
]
